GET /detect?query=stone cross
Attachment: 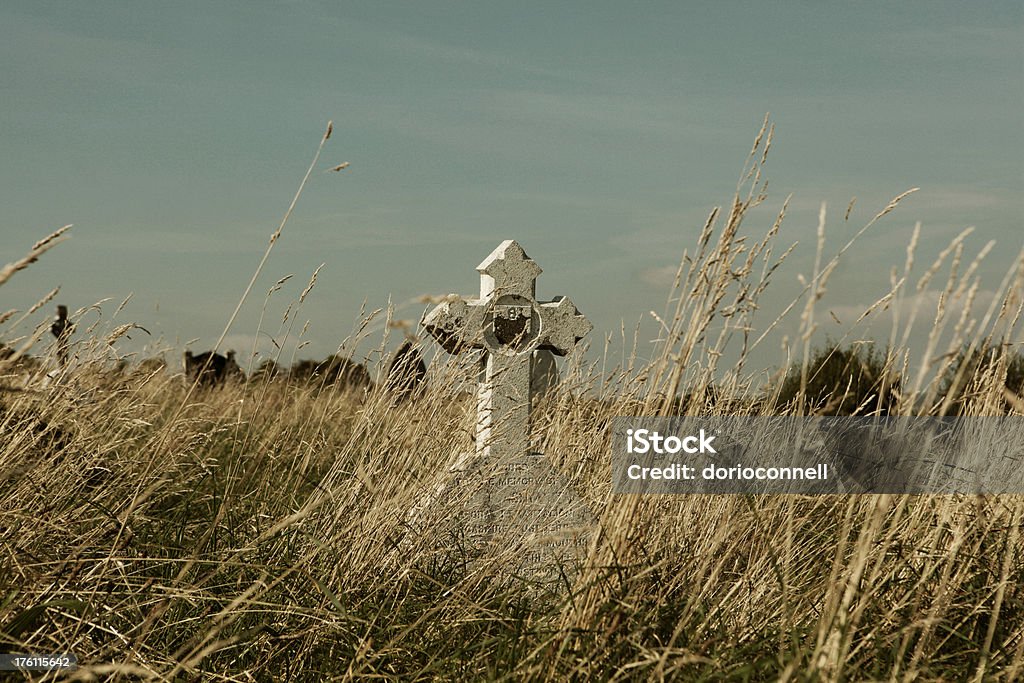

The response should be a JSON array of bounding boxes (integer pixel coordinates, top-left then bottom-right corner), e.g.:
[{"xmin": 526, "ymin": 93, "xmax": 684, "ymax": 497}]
[{"xmin": 424, "ymin": 240, "xmax": 591, "ymax": 460}]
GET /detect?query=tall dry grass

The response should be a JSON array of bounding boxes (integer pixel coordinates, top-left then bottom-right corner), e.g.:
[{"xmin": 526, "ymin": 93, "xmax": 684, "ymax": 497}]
[{"xmin": 1, "ymin": 119, "xmax": 1022, "ymax": 680}]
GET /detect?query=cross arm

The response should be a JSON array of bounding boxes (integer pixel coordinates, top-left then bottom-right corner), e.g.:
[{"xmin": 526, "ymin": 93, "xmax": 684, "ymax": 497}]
[
  {"xmin": 538, "ymin": 296, "xmax": 592, "ymax": 356},
  {"xmin": 422, "ymin": 296, "xmax": 487, "ymax": 355}
]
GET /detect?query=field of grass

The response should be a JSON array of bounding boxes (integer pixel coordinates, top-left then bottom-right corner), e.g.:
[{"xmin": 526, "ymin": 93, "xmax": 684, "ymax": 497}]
[{"xmin": 2, "ymin": 123, "xmax": 1022, "ymax": 680}]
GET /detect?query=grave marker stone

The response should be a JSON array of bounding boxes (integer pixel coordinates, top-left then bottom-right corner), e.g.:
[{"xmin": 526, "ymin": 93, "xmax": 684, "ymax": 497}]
[
  {"xmin": 409, "ymin": 240, "xmax": 594, "ymax": 579},
  {"xmin": 423, "ymin": 239, "xmax": 591, "ymax": 460},
  {"xmin": 51, "ymin": 305, "xmax": 73, "ymax": 369}
]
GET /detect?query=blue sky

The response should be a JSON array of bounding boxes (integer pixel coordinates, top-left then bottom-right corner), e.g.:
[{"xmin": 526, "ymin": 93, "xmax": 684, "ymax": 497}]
[{"xmin": 2, "ymin": 2, "xmax": 1021, "ymax": 374}]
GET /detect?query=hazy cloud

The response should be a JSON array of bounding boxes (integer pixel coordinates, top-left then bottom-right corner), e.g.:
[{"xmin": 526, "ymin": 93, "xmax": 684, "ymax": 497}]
[{"xmin": 639, "ymin": 264, "xmax": 681, "ymax": 288}]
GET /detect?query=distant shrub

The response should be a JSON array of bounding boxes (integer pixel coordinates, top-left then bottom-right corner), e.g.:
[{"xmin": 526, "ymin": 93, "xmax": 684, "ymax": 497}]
[
  {"xmin": 137, "ymin": 357, "xmax": 168, "ymax": 374},
  {"xmin": 251, "ymin": 358, "xmax": 284, "ymax": 382},
  {"xmin": 290, "ymin": 354, "xmax": 372, "ymax": 390},
  {"xmin": 0, "ymin": 343, "xmax": 41, "ymax": 374},
  {"xmin": 775, "ymin": 342, "xmax": 899, "ymax": 415},
  {"xmin": 938, "ymin": 344, "xmax": 1024, "ymax": 414}
]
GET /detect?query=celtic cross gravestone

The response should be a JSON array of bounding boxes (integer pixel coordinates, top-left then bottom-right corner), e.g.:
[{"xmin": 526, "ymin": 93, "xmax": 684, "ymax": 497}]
[
  {"xmin": 408, "ymin": 240, "xmax": 594, "ymax": 578},
  {"xmin": 423, "ymin": 239, "xmax": 592, "ymax": 459}
]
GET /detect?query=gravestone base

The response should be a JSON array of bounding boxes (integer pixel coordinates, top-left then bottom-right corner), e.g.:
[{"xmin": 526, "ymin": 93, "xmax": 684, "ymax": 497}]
[{"xmin": 403, "ymin": 449, "xmax": 594, "ymax": 586}]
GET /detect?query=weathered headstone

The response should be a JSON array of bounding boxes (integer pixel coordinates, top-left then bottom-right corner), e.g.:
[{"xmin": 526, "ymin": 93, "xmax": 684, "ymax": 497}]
[
  {"xmin": 423, "ymin": 240, "xmax": 591, "ymax": 459},
  {"xmin": 409, "ymin": 240, "xmax": 594, "ymax": 579},
  {"xmin": 50, "ymin": 305, "xmax": 73, "ymax": 369}
]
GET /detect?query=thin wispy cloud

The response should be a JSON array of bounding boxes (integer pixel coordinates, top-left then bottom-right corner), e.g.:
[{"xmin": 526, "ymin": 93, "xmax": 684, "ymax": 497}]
[{"xmin": 482, "ymin": 90, "xmax": 722, "ymax": 139}]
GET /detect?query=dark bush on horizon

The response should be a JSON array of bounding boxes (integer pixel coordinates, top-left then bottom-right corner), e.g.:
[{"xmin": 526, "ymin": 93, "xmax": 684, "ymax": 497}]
[
  {"xmin": 289, "ymin": 354, "xmax": 372, "ymax": 391},
  {"xmin": 775, "ymin": 342, "xmax": 899, "ymax": 416}
]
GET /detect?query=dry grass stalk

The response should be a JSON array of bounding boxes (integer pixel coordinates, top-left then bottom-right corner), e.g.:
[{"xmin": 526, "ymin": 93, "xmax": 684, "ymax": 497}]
[{"xmin": 0, "ymin": 225, "xmax": 71, "ymax": 289}]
